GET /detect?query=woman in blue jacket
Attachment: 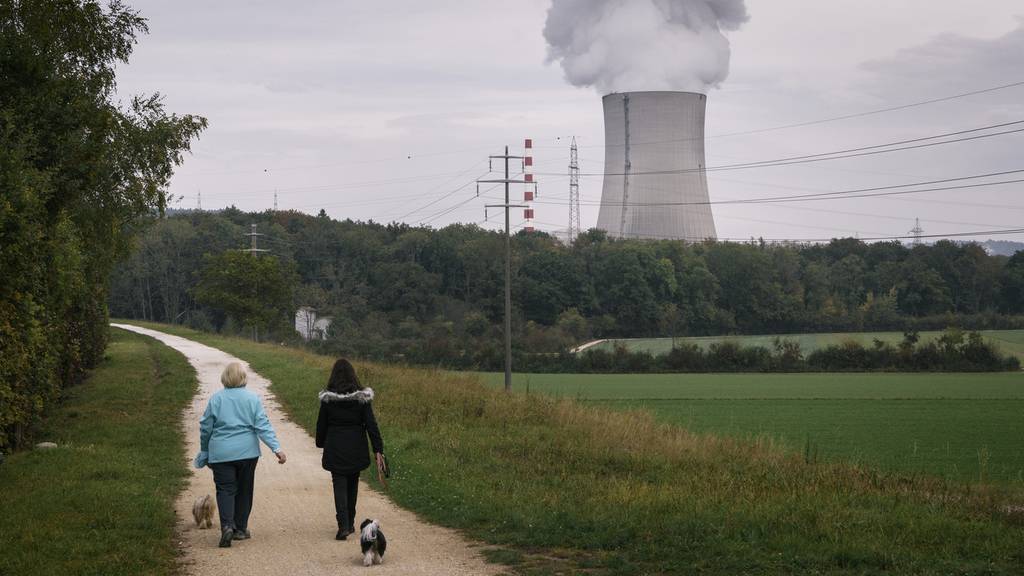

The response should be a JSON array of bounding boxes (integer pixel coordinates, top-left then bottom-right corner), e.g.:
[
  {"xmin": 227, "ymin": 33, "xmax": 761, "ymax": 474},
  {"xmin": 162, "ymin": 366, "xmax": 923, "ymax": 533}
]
[{"xmin": 195, "ymin": 362, "xmax": 286, "ymax": 548}]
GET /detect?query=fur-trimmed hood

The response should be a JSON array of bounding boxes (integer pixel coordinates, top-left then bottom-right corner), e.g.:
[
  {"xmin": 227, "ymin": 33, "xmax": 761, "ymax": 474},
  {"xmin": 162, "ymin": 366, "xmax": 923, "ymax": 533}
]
[{"xmin": 318, "ymin": 387, "xmax": 375, "ymax": 404}]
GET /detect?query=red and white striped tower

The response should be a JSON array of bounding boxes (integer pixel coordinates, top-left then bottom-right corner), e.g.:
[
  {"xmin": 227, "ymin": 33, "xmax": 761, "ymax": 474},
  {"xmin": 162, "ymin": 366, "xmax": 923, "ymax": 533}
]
[{"xmin": 523, "ymin": 138, "xmax": 535, "ymax": 232}]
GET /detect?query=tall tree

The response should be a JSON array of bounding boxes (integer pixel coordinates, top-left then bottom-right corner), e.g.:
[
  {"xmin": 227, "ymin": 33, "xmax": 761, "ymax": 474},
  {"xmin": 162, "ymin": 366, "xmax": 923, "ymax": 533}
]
[
  {"xmin": 194, "ymin": 252, "xmax": 297, "ymax": 340},
  {"xmin": 0, "ymin": 0, "xmax": 204, "ymax": 447}
]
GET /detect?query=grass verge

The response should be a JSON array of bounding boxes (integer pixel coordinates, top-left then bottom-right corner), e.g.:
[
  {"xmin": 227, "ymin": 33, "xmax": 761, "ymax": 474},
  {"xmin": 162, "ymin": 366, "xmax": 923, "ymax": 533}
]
[
  {"xmin": 120, "ymin": 321, "xmax": 1024, "ymax": 575},
  {"xmin": 0, "ymin": 328, "xmax": 196, "ymax": 576}
]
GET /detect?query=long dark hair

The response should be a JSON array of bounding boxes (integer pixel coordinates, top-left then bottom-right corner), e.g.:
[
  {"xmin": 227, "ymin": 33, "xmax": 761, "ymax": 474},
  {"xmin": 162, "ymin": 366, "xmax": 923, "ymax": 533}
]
[{"xmin": 326, "ymin": 358, "xmax": 362, "ymax": 394}]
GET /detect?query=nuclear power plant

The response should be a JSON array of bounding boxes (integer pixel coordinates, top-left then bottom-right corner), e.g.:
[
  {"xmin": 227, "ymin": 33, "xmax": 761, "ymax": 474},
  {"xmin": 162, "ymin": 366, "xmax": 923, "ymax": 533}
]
[{"xmin": 596, "ymin": 91, "xmax": 718, "ymax": 241}]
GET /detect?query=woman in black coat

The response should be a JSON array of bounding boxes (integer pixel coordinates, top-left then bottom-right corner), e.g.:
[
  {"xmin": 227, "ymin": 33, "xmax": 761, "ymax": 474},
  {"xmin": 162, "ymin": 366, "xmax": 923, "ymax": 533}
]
[{"xmin": 315, "ymin": 359, "xmax": 385, "ymax": 540}]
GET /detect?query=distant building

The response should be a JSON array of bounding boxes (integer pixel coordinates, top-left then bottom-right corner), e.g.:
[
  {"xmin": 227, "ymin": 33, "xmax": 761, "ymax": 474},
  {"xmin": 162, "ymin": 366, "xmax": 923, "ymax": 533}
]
[{"xmin": 295, "ymin": 306, "xmax": 332, "ymax": 341}]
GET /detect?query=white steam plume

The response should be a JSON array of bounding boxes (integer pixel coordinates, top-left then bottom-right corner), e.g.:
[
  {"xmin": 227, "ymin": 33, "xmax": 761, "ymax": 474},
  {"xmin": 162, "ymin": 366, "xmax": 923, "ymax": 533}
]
[{"xmin": 543, "ymin": 0, "xmax": 749, "ymax": 94}]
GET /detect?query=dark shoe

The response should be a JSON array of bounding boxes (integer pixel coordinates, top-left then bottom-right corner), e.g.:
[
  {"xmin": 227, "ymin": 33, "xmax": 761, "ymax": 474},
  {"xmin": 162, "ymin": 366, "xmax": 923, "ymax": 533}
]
[
  {"xmin": 336, "ymin": 528, "xmax": 352, "ymax": 541},
  {"xmin": 233, "ymin": 529, "xmax": 251, "ymax": 540},
  {"xmin": 219, "ymin": 528, "xmax": 234, "ymax": 548}
]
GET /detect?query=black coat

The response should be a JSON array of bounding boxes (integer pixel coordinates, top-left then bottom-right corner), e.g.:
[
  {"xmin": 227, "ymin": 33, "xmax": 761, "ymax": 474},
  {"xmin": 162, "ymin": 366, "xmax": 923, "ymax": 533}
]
[{"xmin": 315, "ymin": 388, "xmax": 384, "ymax": 474}]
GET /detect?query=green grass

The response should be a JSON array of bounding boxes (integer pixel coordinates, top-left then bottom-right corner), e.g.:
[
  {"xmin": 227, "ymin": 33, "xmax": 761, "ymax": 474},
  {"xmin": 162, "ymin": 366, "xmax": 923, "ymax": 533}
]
[
  {"xmin": 591, "ymin": 329, "xmax": 1024, "ymax": 360},
  {"xmin": 0, "ymin": 328, "xmax": 197, "ymax": 576},
  {"xmin": 483, "ymin": 372, "xmax": 1024, "ymax": 483},
  {"xmin": 482, "ymin": 371, "xmax": 1024, "ymax": 399},
  {"xmin": 119, "ymin": 321, "xmax": 1024, "ymax": 575},
  {"xmin": 593, "ymin": 399, "xmax": 1024, "ymax": 483}
]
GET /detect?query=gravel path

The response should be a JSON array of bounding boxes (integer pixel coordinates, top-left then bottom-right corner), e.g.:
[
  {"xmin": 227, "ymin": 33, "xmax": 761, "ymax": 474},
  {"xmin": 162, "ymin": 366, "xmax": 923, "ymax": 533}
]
[{"xmin": 113, "ymin": 324, "xmax": 502, "ymax": 576}]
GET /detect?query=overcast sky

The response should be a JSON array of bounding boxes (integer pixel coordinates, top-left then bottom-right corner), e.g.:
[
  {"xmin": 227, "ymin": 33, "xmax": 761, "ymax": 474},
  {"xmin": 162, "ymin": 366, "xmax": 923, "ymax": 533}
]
[{"xmin": 116, "ymin": 0, "xmax": 1024, "ymax": 243}]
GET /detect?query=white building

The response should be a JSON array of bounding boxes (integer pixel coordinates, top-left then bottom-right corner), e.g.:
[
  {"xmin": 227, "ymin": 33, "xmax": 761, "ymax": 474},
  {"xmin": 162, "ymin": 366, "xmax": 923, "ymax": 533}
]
[{"xmin": 295, "ymin": 307, "xmax": 332, "ymax": 341}]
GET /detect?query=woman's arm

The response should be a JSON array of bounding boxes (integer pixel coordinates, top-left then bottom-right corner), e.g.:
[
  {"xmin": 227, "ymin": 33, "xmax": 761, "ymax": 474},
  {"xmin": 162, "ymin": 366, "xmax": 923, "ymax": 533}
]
[
  {"xmin": 315, "ymin": 402, "xmax": 327, "ymax": 448},
  {"xmin": 253, "ymin": 398, "xmax": 282, "ymax": 456},
  {"xmin": 199, "ymin": 397, "xmax": 216, "ymax": 452},
  {"xmin": 364, "ymin": 403, "xmax": 384, "ymax": 454}
]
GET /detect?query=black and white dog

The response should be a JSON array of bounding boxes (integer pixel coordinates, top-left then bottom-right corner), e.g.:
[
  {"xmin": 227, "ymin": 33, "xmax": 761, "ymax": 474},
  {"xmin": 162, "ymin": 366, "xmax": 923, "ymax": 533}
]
[{"xmin": 359, "ymin": 519, "xmax": 387, "ymax": 566}]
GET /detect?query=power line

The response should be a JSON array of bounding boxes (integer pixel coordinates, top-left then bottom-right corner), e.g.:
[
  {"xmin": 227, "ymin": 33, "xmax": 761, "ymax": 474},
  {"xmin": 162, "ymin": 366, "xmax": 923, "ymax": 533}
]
[
  {"xmin": 418, "ymin": 183, "xmax": 501, "ymax": 225},
  {"xmin": 393, "ymin": 176, "xmax": 482, "ymax": 222},
  {"xmin": 708, "ymin": 80, "xmax": 1024, "ymax": 140},
  {"xmin": 523, "ymin": 168, "xmax": 1024, "ymax": 207},
  {"xmin": 379, "ymin": 160, "xmax": 491, "ymax": 222},
  {"xmin": 706, "ymin": 173, "xmax": 1024, "ymax": 213},
  {"xmin": 542, "ymin": 120, "xmax": 1024, "ymax": 178},
  {"xmin": 191, "ymin": 144, "xmax": 504, "ymax": 176},
  {"xmin": 184, "ymin": 169, "xmax": 487, "ymax": 200},
  {"xmin": 566, "ymin": 79, "xmax": 1024, "ymax": 149},
  {"xmin": 711, "ymin": 193, "xmax": 1018, "ymax": 229},
  {"xmin": 181, "ymin": 80, "xmax": 1024, "ymax": 182},
  {"xmin": 700, "ymin": 122, "xmax": 1024, "ymax": 173}
]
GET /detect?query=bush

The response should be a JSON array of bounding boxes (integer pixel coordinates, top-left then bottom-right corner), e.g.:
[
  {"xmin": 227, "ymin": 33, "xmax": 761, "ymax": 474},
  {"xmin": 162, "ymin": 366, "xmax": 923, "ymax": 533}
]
[{"xmin": 806, "ymin": 330, "xmax": 1018, "ymax": 372}]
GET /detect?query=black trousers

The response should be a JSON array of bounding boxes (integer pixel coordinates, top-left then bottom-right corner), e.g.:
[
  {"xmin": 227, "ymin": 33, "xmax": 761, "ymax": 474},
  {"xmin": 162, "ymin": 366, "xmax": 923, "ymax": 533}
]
[
  {"xmin": 331, "ymin": 471, "xmax": 360, "ymax": 530},
  {"xmin": 210, "ymin": 458, "xmax": 258, "ymax": 531}
]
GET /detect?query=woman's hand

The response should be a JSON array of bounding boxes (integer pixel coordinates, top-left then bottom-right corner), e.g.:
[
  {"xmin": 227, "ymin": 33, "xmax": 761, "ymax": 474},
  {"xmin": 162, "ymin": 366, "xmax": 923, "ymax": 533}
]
[
  {"xmin": 275, "ymin": 451, "xmax": 287, "ymax": 464},
  {"xmin": 375, "ymin": 452, "xmax": 385, "ymax": 470}
]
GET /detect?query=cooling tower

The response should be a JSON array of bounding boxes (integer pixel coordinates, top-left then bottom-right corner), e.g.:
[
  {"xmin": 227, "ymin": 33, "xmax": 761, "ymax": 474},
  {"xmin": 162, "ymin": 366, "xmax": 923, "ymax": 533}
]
[{"xmin": 596, "ymin": 91, "xmax": 717, "ymax": 241}]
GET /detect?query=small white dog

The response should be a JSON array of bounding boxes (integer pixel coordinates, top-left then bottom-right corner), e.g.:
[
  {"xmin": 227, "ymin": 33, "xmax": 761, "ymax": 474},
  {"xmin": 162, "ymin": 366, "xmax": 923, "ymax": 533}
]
[{"xmin": 359, "ymin": 519, "xmax": 387, "ymax": 566}]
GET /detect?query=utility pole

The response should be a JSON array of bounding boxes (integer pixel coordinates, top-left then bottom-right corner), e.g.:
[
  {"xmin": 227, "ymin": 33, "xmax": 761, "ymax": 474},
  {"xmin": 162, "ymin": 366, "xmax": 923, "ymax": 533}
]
[
  {"xmin": 479, "ymin": 144, "xmax": 533, "ymax": 392},
  {"xmin": 569, "ymin": 136, "xmax": 581, "ymax": 243}
]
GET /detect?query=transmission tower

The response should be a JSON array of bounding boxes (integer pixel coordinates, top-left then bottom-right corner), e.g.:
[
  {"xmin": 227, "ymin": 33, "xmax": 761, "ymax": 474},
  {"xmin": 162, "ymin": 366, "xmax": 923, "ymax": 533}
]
[
  {"xmin": 569, "ymin": 136, "xmax": 581, "ymax": 243},
  {"xmin": 273, "ymin": 189, "xmax": 278, "ymax": 211},
  {"xmin": 244, "ymin": 223, "xmax": 270, "ymax": 257},
  {"xmin": 909, "ymin": 218, "xmax": 924, "ymax": 246},
  {"xmin": 197, "ymin": 189, "xmax": 202, "ymax": 211}
]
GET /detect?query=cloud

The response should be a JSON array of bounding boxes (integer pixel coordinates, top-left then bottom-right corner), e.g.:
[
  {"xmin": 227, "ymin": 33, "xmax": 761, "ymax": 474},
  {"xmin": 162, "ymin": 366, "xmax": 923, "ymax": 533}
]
[{"xmin": 860, "ymin": 20, "xmax": 1024, "ymax": 103}]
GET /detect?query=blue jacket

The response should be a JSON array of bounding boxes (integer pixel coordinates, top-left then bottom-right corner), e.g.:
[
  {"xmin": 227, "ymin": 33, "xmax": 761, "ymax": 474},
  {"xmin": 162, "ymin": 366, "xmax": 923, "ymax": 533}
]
[{"xmin": 198, "ymin": 387, "xmax": 281, "ymax": 464}]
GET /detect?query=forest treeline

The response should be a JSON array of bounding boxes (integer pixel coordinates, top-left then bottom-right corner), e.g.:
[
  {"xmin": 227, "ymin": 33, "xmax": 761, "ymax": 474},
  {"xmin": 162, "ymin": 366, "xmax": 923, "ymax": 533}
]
[
  {"xmin": 0, "ymin": 1, "xmax": 204, "ymax": 449},
  {"xmin": 109, "ymin": 208, "xmax": 1024, "ymax": 368}
]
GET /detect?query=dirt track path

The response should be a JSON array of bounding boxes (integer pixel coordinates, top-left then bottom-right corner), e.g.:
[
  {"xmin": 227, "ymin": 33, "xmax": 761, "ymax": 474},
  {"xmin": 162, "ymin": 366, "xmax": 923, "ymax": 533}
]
[{"xmin": 113, "ymin": 324, "xmax": 501, "ymax": 576}]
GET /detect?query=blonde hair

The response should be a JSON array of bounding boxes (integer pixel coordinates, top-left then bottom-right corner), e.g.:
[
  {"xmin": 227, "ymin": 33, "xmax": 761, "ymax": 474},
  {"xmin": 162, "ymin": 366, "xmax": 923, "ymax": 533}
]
[{"xmin": 220, "ymin": 362, "xmax": 248, "ymax": 388}]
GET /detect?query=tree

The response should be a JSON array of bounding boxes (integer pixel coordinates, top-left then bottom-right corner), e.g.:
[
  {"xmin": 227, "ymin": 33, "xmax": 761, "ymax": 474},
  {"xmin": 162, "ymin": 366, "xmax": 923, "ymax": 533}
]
[
  {"xmin": 194, "ymin": 252, "xmax": 297, "ymax": 340},
  {"xmin": 895, "ymin": 259, "xmax": 952, "ymax": 316},
  {"xmin": 830, "ymin": 254, "xmax": 867, "ymax": 311},
  {"xmin": 1000, "ymin": 252, "xmax": 1024, "ymax": 314},
  {"xmin": 556, "ymin": 308, "xmax": 589, "ymax": 342},
  {"xmin": 0, "ymin": 0, "xmax": 204, "ymax": 448}
]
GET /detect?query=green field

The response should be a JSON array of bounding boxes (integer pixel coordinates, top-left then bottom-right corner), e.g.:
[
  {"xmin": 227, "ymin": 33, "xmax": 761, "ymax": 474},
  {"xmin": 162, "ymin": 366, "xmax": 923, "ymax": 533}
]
[
  {"xmin": 483, "ymin": 371, "xmax": 1024, "ymax": 484},
  {"xmin": 589, "ymin": 329, "xmax": 1024, "ymax": 360}
]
